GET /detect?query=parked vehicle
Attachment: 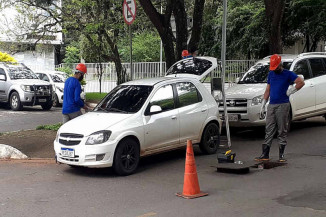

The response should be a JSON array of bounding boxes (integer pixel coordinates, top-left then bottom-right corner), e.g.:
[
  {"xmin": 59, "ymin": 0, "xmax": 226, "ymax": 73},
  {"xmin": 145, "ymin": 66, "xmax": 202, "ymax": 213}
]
[
  {"xmin": 35, "ymin": 71, "xmax": 65, "ymax": 107},
  {"xmin": 54, "ymin": 57, "xmax": 221, "ymax": 175},
  {"xmin": 217, "ymin": 52, "xmax": 326, "ymax": 127},
  {"xmin": 0, "ymin": 62, "xmax": 53, "ymax": 111}
]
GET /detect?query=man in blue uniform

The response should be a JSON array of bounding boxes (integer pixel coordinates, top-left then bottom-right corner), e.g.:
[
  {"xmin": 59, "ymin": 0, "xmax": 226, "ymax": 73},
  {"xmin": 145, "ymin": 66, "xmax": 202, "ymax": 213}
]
[
  {"xmin": 255, "ymin": 54, "xmax": 305, "ymax": 162},
  {"xmin": 62, "ymin": 63, "xmax": 89, "ymax": 123}
]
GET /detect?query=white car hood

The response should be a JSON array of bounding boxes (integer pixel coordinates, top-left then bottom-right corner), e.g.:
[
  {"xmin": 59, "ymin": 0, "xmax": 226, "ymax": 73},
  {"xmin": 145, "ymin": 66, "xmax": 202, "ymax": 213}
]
[
  {"xmin": 11, "ymin": 79, "xmax": 51, "ymax": 85},
  {"xmin": 59, "ymin": 112, "xmax": 132, "ymax": 135},
  {"xmin": 225, "ymin": 83, "xmax": 267, "ymax": 99}
]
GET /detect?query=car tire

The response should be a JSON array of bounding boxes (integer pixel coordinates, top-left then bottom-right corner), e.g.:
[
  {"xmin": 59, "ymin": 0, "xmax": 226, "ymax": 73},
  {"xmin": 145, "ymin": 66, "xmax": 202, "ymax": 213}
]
[
  {"xmin": 113, "ymin": 138, "xmax": 140, "ymax": 176},
  {"xmin": 41, "ymin": 100, "xmax": 53, "ymax": 110},
  {"xmin": 53, "ymin": 94, "xmax": 60, "ymax": 107},
  {"xmin": 10, "ymin": 92, "xmax": 23, "ymax": 111},
  {"xmin": 199, "ymin": 122, "xmax": 220, "ymax": 154}
]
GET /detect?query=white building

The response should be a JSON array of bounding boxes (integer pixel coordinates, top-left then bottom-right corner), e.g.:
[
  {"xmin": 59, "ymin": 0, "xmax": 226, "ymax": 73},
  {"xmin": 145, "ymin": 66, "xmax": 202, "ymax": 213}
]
[{"xmin": 0, "ymin": 1, "xmax": 62, "ymax": 71}]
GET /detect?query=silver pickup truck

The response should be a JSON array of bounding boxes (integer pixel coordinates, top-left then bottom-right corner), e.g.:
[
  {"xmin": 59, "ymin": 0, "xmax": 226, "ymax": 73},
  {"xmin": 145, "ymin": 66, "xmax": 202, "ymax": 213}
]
[{"xmin": 0, "ymin": 62, "xmax": 53, "ymax": 111}]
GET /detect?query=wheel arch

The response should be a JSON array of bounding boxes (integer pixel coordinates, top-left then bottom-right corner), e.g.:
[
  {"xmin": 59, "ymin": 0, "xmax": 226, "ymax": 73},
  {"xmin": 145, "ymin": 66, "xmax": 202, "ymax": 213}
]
[{"xmin": 113, "ymin": 135, "xmax": 141, "ymax": 159}]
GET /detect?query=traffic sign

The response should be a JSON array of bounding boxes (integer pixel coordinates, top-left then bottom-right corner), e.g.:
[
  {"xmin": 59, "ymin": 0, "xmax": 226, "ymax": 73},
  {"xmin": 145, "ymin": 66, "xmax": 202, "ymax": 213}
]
[{"xmin": 123, "ymin": 0, "xmax": 137, "ymax": 25}]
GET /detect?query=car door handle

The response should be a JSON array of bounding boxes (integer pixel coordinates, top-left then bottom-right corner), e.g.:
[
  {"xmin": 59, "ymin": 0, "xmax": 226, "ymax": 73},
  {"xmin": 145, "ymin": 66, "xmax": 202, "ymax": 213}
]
[
  {"xmin": 201, "ymin": 109, "xmax": 207, "ymax": 112},
  {"xmin": 310, "ymin": 83, "xmax": 314, "ymax": 87},
  {"xmin": 171, "ymin": 116, "xmax": 177, "ymax": 120}
]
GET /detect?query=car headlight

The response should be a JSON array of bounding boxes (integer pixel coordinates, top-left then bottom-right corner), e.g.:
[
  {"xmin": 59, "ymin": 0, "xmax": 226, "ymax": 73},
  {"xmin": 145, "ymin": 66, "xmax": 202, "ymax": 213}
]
[
  {"xmin": 20, "ymin": 85, "xmax": 33, "ymax": 92},
  {"xmin": 86, "ymin": 130, "xmax": 111, "ymax": 145},
  {"xmin": 57, "ymin": 87, "xmax": 63, "ymax": 92},
  {"xmin": 251, "ymin": 95, "xmax": 264, "ymax": 106}
]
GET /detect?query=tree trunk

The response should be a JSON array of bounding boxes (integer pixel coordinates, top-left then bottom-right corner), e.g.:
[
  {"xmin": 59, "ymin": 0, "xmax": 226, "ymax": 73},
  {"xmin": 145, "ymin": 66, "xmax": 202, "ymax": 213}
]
[
  {"xmin": 173, "ymin": 0, "xmax": 188, "ymax": 60},
  {"xmin": 188, "ymin": 0, "xmax": 205, "ymax": 53},
  {"xmin": 264, "ymin": 0, "xmax": 285, "ymax": 54},
  {"xmin": 139, "ymin": 0, "xmax": 176, "ymax": 68}
]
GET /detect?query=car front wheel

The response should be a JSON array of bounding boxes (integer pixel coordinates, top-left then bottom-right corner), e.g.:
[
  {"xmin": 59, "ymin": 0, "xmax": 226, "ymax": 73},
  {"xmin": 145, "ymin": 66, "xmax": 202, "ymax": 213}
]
[
  {"xmin": 199, "ymin": 122, "xmax": 220, "ymax": 154},
  {"xmin": 113, "ymin": 138, "xmax": 140, "ymax": 176},
  {"xmin": 53, "ymin": 94, "xmax": 60, "ymax": 107},
  {"xmin": 10, "ymin": 92, "xmax": 23, "ymax": 111}
]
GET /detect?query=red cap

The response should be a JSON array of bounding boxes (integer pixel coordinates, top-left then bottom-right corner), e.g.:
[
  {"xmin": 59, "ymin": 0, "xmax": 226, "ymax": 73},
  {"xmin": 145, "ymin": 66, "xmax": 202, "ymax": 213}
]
[
  {"xmin": 270, "ymin": 54, "xmax": 282, "ymax": 70},
  {"xmin": 76, "ymin": 63, "xmax": 87, "ymax": 74}
]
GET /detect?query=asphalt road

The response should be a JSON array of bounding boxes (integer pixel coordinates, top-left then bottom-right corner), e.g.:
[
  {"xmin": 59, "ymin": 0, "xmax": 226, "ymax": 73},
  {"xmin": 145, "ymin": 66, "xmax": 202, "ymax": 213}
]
[
  {"xmin": 0, "ymin": 104, "xmax": 62, "ymax": 133},
  {"xmin": 0, "ymin": 117, "xmax": 325, "ymax": 217}
]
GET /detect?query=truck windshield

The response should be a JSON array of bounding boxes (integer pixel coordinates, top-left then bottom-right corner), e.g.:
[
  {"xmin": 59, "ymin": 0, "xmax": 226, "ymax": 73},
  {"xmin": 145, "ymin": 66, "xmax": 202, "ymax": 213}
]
[
  {"xmin": 94, "ymin": 85, "xmax": 153, "ymax": 114},
  {"xmin": 239, "ymin": 61, "xmax": 292, "ymax": 84},
  {"xmin": 8, "ymin": 67, "xmax": 39, "ymax": 80}
]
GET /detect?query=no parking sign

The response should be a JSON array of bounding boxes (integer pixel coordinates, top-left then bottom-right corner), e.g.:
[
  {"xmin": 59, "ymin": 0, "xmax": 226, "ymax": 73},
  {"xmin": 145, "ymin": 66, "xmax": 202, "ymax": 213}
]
[{"xmin": 123, "ymin": 0, "xmax": 137, "ymax": 25}]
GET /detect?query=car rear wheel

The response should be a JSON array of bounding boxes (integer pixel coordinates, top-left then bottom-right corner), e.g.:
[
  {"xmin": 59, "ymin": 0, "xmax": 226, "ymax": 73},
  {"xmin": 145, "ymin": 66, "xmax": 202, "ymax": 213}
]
[
  {"xmin": 199, "ymin": 122, "xmax": 220, "ymax": 154},
  {"xmin": 10, "ymin": 92, "xmax": 23, "ymax": 111},
  {"xmin": 113, "ymin": 138, "xmax": 140, "ymax": 176}
]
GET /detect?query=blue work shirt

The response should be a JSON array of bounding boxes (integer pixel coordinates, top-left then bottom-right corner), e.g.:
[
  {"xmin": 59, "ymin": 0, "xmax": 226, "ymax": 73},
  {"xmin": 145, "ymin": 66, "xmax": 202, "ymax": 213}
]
[
  {"xmin": 267, "ymin": 69, "xmax": 298, "ymax": 104},
  {"xmin": 62, "ymin": 77, "xmax": 84, "ymax": 114}
]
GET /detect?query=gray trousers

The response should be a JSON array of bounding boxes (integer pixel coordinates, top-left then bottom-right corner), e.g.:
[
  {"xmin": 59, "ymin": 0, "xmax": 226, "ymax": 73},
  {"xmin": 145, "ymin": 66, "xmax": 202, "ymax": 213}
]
[
  {"xmin": 62, "ymin": 110, "xmax": 82, "ymax": 124},
  {"xmin": 263, "ymin": 103, "xmax": 290, "ymax": 147}
]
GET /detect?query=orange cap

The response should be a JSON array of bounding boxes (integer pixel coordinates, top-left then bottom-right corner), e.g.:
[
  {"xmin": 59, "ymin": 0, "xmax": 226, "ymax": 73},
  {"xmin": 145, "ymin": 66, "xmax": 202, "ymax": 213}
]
[
  {"xmin": 270, "ymin": 54, "xmax": 281, "ymax": 70},
  {"xmin": 76, "ymin": 63, "xmax": 87, "ymax": 74},
  {"xmin": 182, "ymin": 50, "xmax": 189, "ymax": 57}
]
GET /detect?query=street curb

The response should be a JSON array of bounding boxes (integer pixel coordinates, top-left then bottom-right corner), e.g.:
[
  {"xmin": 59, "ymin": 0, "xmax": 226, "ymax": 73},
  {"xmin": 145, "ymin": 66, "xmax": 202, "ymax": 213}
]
[{"xmin": 0, "ymin": 158, "xmax": 56, "ymax": 164}]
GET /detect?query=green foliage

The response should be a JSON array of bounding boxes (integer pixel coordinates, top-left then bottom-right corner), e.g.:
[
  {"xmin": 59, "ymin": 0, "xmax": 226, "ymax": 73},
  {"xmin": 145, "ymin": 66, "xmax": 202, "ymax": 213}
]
[
  {"xmin": 63, "ymin": 43, "xmax": 80, "ymax": 64},
  {"xmin": 36, "ymin": 123, "xmax": 62, "ymax": 131},
  {"xmin": 85, "ymin": 92, "xmax": 107, "ymax": 102},
  {"xmin": 0, "ymin": 51, "xmax": 17, "ymax": 62},
  {"xmin": 119, "ymin": 32, "xmax": 162, "ymax": 62},
  {"xmin": 56, "ymin": 67, "xmax": 72, "ymax": 76}
]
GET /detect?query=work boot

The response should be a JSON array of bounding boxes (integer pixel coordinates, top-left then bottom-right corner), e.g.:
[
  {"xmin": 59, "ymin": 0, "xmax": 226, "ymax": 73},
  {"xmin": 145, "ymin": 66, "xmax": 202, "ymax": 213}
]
[
  {"xmin": 279, "ymin": 145, "xmax": 287, "ymax": 162},
  {"xmin": 255, "ymin": 144, "xmax": 270, "ymax": 161}
]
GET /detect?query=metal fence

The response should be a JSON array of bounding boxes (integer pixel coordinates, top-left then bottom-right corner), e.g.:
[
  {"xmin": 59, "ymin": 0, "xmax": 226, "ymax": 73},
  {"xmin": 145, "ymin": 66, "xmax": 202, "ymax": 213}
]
[{"xmin": 54, "ymin": 60, "xmax": 256, "ymax": 93}]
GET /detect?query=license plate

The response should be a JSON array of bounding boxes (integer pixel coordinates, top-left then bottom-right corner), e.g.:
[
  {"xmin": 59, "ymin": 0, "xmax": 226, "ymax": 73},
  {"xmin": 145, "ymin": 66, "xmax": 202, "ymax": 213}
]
[
  {"xmin": 61, "ymin": 148, "xmax": 74, "ymax": 158},
  {"xmin": 228, "ymin": 114, "xmax": 238, "ymax": 121},
  {"xmin": 39, "ymin": 98, "xmax": 46, "ymax": 102}
]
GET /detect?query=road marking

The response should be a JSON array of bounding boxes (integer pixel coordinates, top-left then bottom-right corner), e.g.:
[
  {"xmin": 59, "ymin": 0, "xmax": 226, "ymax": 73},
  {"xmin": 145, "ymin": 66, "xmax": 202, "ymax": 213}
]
[{"xmin": 137, "ymin": 212, "xmax": 157, "ymax": 217}]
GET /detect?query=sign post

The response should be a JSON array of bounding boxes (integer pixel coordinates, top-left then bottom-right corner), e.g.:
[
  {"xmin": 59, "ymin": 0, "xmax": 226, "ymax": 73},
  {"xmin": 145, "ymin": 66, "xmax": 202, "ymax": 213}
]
[{"xmin": 123, "ymin": 0, "xmax": 136, "ymax": 80}]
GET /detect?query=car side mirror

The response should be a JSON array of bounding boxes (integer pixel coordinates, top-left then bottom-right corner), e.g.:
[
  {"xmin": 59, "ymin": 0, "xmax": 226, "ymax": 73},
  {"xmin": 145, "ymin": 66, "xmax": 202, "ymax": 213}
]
[
  {"xmin": 298, "ymin": 74, "xmax": 304, "ymax": 79},
  {"xmin": 149, "ymin": 105, "xmax": 162, "ymax": 115},
  {"xmin": 0, "ymin": 74, "xmax": 6, "ymax": 81}
]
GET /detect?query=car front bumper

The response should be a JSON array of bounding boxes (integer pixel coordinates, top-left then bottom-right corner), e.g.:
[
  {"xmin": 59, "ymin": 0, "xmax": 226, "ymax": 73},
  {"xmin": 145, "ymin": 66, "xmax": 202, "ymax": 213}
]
[{"xmin": 54, "ymin": 140, "xmax": 117, "ymax": 168}]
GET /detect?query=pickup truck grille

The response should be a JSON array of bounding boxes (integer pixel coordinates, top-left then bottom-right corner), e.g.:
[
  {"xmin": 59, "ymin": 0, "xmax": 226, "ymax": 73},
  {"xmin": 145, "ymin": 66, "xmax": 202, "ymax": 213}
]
[
  {"xmin": 59, "ymin": 133, "xmax": 84, "ymax": 146},
  {"xmin": 219, "ymin": 99, "xmax": 248, "ymax": 114},
  {"xmin": 33, "ymin": 85, "xmax": 52, "ymax": 96}
]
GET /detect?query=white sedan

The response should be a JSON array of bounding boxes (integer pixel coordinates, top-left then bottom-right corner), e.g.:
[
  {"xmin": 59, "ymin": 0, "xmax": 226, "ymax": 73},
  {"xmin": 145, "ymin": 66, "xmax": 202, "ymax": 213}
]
[{"xmin": 54, "ymin": 57, "xmax": 221, "ymax": 175}]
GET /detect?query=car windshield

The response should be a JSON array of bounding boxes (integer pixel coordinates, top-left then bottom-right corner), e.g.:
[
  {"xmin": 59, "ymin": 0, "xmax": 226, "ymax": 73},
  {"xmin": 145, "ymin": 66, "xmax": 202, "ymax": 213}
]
[
  {"xmin": 8, "ymin": 67, "xmax": 39, "ymax": 80},
  {"xmin": 239, "ymin": 61, "xmax": 292, "ymax": 84},
  {"xmin": 94, "ymin": 85, "xmax": 153, "ymax": 113},
  {"xmin": 50, "ymin": 74, "xmax": 64, "ymax": 83}
]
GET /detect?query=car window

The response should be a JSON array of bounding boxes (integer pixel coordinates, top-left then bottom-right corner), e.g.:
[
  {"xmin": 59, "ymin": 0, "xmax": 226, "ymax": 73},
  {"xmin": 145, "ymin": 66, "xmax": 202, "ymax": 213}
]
[
  {"xmin": 293, "ymin": 60, "xmax": 311, "ymax": 79},
  {"xmin": 94, "ymin": 85, "xmax": 153, "ymax": 113},
  {"xmin": 149, "ymin": 84, "xmax": 175, "ymax": 112},
  {"xmin": 308, "ymin": 58, "xmax": 326, "ymax": 77},
  {"xmin": 0, "ymin": 68, "xmax": 5, "ymax": 75},
  {"xmin": 176, "ymin": 82, "xmax": 202, "ymax": 107},
  {"xmin": 42, "ymin": 74, "xmax": 50, "ymax": 82},
  {"xmin": 165, "ymin": 58, "xmax": 212, "ymax": 76},
  {"xmin": 50, "ymin": 74, "xmax": 64, "ymax": 82}
]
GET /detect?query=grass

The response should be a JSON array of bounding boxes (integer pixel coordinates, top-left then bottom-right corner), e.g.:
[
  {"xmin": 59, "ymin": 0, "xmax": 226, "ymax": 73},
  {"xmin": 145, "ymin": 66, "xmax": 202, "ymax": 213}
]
[
  {"xmin": 86, "ymin": 92, "xmax": 107, "ymax": 103},
  {"xmin": 36, "ymin": 123, "xmax": 62, "ymax": 131}
]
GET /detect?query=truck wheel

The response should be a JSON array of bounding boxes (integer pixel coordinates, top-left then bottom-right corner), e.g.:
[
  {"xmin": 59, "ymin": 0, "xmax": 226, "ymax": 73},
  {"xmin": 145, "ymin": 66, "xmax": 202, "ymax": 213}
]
[
  {"xmin": 113, "ymin": 138, "xmax": 140, "ymax": 176},
  {"xmin": 10, "ymin": 92, "xmax": 23, "ymax": 111},
  {"xmin": 199, "ymin": 122, "xmax": 220, "ymax": 154},
  {"xmin": 53, "ymin": 94, "xmax": 60, "ymax": 107},
  {"xmin": 41, "ymin": 101, "xmax": 53, "ymax": 110}
]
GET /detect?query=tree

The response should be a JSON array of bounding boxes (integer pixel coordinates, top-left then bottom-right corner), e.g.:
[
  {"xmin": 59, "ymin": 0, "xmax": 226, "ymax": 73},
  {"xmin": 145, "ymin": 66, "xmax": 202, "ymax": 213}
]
[
  {"xmin": 264, "ymin": 0, "xmax": 286, "ymax": 54},
  {"xmin": 138, "ymin": 0, "xmax": 206, "ymax": 68}
]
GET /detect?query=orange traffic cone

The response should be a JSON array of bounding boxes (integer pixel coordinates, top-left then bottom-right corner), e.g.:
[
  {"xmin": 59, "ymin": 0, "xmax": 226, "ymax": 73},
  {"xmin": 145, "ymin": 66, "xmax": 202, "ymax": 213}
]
[{"xmin": 176, "ymin": 140, "xmax": 208, "ymax": 199}]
